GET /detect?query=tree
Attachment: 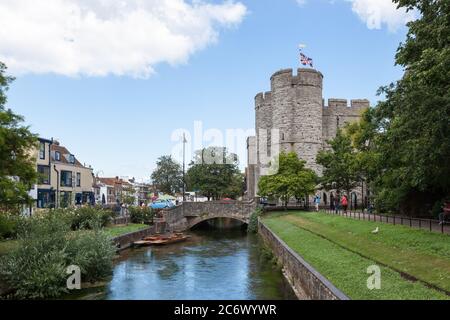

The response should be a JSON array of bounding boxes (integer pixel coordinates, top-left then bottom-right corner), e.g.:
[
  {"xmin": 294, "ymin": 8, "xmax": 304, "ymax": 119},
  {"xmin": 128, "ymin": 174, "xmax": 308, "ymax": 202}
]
[
  {"xmin": 316, "ymin": 129, "xmax": 360, "ymax": 197},
  {"xmin": 0, "ymin": 62, "xmax": 37, "ymax": 213},
  {"xmin": 258, "ymin": 152, "xmax": 317, "ymax": 207},
  {"xmin": 186, "ymin": 147, "xmax": 243, "ymax": 200},
  {"xmin": 151, "ymin": 156, "xmax": 183, "ymax": 195},
  {"xmin": 362, "ymin": 0, "xmax": 450, "ymax": 215}
]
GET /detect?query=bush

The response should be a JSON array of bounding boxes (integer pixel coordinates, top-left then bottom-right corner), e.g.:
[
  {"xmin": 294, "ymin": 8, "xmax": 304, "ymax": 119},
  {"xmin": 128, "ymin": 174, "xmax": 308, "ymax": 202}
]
[
  {"xmin": 248, "ymin": 208, "xmax": 263, "ymax": 234},
  {"xmin": 0, "ymin": 214, "xmax": 22, "ymax": 240},
  {"xmin": 66, "ymin": 230, "xmax": 116, "ymax": 283},
  {"xmin": 65, "ymin": 207, "xmax": 114, "ymax": 231},
  {"xmin": 129, "ymin": 206, "xmax": 154, "ymax": 225},
  {"xmin": 0, "ymin": 212, "xmax": 116, "ymax": 299}
]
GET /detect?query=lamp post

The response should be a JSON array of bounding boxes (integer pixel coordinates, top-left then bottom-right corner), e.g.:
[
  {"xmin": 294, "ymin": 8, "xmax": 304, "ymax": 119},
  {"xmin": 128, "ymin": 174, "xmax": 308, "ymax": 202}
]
[{"xmin": 182, "ymin": 133, "xmax": 187, "ymax": 202}]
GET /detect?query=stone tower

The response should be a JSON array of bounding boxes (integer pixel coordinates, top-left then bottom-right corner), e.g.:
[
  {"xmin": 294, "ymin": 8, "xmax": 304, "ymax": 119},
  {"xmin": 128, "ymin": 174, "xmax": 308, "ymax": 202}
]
[{"xmin": 247, "ymin": 68, "xmax": 369, "ymax": 200}]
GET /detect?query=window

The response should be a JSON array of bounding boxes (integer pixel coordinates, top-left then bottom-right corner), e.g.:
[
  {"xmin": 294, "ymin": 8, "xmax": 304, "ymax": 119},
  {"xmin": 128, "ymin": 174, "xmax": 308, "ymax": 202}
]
[
  {"xmin": 55, "ymin": 151, "xmax": 61, "ymax": 161},
  {"xmin": 39, "ymin": 142, "xmax": 45, "ymax": 160},
  {"xmin": 37, "ymin": 165, "xmax": 50, "ymax": 185},
  {"xmin": 61, "ymin": 170, "xmax": 73, "ymax": 187},
  {"xmin": 69, "ymin": 154, "xmax": 75, "ymax": 164},
  {"xmin": 76, "ymin": 172, "xmax": 81, "ymax": 187}
]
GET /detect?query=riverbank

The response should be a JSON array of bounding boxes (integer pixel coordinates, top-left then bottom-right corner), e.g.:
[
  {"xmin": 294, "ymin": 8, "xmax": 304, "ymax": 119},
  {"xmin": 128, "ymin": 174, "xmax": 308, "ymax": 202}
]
[
  {"xmin": 77, "ymin": 229, "xmax": 297, "ymax": 300},
  {"xmin": 262, "ymin": 212, "xmax": 450, "ymax": 300},
  {"xmin": 0, "ymin": 223, "xmax": 150, "ymax": 298}
]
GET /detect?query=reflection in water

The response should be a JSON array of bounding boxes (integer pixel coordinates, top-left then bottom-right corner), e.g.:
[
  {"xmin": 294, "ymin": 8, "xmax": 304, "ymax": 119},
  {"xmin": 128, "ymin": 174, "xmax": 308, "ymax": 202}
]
[{"xmin": 78, "ymin": 227, "xmax": 296, "ymax": 300}]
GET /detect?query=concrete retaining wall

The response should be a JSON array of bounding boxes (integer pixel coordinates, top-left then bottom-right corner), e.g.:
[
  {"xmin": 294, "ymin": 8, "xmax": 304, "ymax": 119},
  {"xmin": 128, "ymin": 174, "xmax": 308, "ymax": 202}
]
[
  {"xmin": 258, "ymin": 221, "xmax": 349, "ymax": 300},
  {"xmin": 112, "ymin": 226, "xmax": 155, "ymax": 251}
]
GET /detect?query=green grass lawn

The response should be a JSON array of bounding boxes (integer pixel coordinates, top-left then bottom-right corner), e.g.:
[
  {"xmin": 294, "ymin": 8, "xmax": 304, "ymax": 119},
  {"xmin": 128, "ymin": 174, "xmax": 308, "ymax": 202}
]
[
  {"xmin": 263, "ymin": 211, "xmax": 450, "ymax": 300},
  {"xmin": 104, "ymin": 224, "xmax": 149, "ymax": 238}
]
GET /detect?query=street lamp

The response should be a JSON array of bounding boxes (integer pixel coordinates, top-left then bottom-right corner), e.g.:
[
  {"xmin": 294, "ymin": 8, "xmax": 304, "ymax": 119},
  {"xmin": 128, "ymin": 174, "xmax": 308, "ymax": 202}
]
[{"xmin": 182, "ymin": 133, "xmax": 187, "ymax": 202}]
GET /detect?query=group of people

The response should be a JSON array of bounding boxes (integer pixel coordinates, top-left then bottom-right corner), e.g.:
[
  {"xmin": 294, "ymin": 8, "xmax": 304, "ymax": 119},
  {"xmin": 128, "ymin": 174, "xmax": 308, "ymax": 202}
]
[{"xmin": 313, "ymin": 194, "xmax": 349, "ymax": 214}]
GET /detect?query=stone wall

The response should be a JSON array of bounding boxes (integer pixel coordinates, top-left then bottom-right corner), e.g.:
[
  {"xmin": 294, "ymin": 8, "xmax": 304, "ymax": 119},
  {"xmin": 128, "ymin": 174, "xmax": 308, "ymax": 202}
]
[
  {"xmin": 259, "ymin": 221, "xmax": 349, "ymax": 300},
  {"xmin": 163, "ymin": 201, "xmax": 257, "ymax": 231},
  {"xmin": 112, "ymin": 226, "xmax": 155, "ymax": 251}
]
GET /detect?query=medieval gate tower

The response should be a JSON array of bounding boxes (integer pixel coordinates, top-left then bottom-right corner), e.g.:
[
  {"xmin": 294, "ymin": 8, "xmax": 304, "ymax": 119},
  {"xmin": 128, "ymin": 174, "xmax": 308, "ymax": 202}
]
[{"xmin": 246, "ymin": 68, "xmax": 369, "ymax": 204}]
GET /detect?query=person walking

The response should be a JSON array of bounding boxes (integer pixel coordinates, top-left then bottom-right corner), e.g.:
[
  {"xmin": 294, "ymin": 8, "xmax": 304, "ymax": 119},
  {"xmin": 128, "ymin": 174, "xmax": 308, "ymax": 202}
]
[
  {"xmin": 341, "ymin": 194, "xmax": 348, "ymax": 214},
  {"xmin": 334, "ymin": 196, "xmax": 340, "ymax": 214},
  {"xmin": 314, "ymin": 194, "xmax": 321, "ymax": 212}
]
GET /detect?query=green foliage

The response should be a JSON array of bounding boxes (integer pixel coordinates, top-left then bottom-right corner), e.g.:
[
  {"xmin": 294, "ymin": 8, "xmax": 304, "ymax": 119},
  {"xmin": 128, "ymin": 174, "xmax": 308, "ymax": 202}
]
[
  {"xmin": 248, "ymin": 208, "xmax": 263, "ymax": 234},
  {"xmin": 66, "ymin": 231, "xmax": 116, "ymax": 283},
  {"xmin": 186, "ymin": 147, "xmax": 244, "ymax": 200},
  {"xmin": 0, "ymin": 62, "xmax": 38, "ymax": 212},
  {"xmin": 0, "ymin": 212, "xmax": 116, "ymax": 299},
  {"xmin": 56, "ymin": 207, "xmax": 114, "ymax": 231},
  {"xmin": 258, "ymin": 152, "xmax": 317, "ymax": 205},
  {"xmin": 151, "ymin": 155, "xmax": 183, "ymax": 195},
  {"xmin": 316, "ymin": 129, "xmax": 361, "ymax": 196},
  {"xmin": 129, "ymin": 206, "xmax": 154, "ymax": 224},
  {"xmin": 356, "ymin": 1, "xmax": 450, "ymax": 215},
  {"xmin": 0, "ymin": 214, "xmax": 22, "ymax": 239},
  {"xmin": 73, "ymin": 207, "xmax": 113, "ymax": 230}
]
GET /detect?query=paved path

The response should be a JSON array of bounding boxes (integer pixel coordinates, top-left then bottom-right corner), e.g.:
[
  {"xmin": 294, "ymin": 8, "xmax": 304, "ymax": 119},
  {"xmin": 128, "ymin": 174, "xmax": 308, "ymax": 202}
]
[{"xmin": 322, "ymin": 209, "xmax": 450, "ymax": 235}]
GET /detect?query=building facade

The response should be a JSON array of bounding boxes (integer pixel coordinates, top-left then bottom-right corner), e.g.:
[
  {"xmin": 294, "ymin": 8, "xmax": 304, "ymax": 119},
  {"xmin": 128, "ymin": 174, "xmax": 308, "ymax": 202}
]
[
  {"xmin": 246, "ymin": 68, "xmax": 369, "ymax": 206},
  {"xmin": 33, "ymin": 139, "xmax": 94, "ymax": 209}
]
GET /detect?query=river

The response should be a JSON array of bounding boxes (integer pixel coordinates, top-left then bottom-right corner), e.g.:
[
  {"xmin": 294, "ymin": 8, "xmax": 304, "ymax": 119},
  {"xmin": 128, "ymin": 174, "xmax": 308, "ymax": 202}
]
[{"xmin": 78, "ymin": 226, "xmax": 296, "ymax": 300}]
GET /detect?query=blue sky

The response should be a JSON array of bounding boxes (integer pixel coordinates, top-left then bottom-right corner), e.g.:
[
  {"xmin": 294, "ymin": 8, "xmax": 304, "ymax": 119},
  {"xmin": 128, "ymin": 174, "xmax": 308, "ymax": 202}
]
[{"xmin": 3, "ymin": 0, "xmax": 411, "ymax": 180}]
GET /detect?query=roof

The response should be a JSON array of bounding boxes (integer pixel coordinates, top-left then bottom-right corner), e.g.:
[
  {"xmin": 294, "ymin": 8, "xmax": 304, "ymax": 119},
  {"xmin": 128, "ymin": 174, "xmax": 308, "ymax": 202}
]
[
  {"xmin": 38, "ymin": 137, "xmax": 53, "ymax": 144},
  {"xmin": 97, "ymin": 177, "xmax": 133, "ymax": 187},
  {"xmin": 50, "ymin": 144, "xmax": 87, "ymax": 168}
]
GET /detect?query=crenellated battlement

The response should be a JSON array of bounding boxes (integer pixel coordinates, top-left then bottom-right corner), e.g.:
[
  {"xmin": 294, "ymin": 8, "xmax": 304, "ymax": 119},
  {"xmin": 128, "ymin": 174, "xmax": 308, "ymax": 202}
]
[
  {"xmin": 350, "ymin": 99, "xmax": 370, "ymax": 108},
  {"xmin": 325, "ymin": 98, "xmax": 370, "ymax": 109},
  {"xmin": 328, "ymin": 98, "xmax": 348, "ymax": 107},
  {"xmin": 255, "ymin": 91, "xmax": 272, "ymax": 109},
  {"xmin": 270, "ymin": 68, "xmax": 323, "ymax": 91}
]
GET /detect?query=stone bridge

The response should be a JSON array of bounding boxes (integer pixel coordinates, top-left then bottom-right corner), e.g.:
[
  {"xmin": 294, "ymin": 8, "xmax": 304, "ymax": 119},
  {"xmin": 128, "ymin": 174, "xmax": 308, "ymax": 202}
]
[{"xmin": 160, "ymin": 200, "xmax": 258, "ymax": 232}]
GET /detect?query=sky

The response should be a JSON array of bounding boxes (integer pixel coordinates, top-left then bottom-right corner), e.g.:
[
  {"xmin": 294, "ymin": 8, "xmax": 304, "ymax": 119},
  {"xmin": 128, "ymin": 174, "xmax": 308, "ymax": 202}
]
[{"xmin": 1, "ymin": 0, "xmax": 414, "ymax": 181}]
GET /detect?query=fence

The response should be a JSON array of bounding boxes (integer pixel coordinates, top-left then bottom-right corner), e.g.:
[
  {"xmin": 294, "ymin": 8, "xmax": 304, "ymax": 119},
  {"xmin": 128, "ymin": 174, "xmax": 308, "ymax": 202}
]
[
  {"xmin": 323, "ymin": 207, "xmax": 449, "ymax": 235},
  {"xmin": 261, "ymin": 205, "xmax": 449, "ymax": 235}
]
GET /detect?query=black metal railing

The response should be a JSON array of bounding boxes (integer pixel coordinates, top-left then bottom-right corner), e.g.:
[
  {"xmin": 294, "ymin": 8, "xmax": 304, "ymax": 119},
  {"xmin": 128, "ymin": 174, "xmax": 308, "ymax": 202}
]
[{"xmin": 322, "ymin": 207, "xmax": 449, "ymax": 235}]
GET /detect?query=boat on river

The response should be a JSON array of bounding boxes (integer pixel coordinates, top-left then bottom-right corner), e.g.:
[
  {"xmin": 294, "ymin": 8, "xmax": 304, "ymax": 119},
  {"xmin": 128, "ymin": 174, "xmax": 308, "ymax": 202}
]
[{"xmin": 133, "ymin": 233, "xmax": 190, "ymax": 247}]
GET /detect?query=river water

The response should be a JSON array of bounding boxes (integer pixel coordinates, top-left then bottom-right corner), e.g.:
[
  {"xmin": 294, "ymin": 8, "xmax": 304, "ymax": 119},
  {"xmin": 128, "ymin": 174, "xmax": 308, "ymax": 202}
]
[{"xmin": 78, "ymin": 227, "xmax": 296, "ymax": 300}]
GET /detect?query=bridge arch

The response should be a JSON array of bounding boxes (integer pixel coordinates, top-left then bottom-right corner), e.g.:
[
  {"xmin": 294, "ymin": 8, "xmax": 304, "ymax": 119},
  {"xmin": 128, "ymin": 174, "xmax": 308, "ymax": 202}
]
[
  {"xmin": 187, "ymin": 214, "xmax": 249, "ymax": 230},
  {"xmin": 162, "ymin": 201, "xmax": 257, "ymax": 232}
]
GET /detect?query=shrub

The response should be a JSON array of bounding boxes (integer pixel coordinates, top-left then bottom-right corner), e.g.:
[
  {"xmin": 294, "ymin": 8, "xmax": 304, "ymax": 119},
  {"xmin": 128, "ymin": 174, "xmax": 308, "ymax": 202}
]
[
  {"xmin": 66, "ymin": 207, "xmax": 114, "ymax": 231},
  {"xmin": 0, "ymin": 214, "xmax": 22, "ymax": 240},
  {"xmin": 0, "ymin": 212, "xmax": 116, "ymax": 299},
  {"xmin": 129, "ymin": 206, "xmax": 154, "ymax": 225},
  {"xmin": 66, "ymin": 230, "xmax": 116, "ymax": 283},
  {"xmin": 248, "ymin": 208, "xmax": 263, "ymax": 234}
]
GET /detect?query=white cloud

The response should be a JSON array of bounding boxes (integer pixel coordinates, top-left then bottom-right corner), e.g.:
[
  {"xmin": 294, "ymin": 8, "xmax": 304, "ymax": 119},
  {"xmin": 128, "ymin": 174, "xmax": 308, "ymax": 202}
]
[
  {"xmin": 295, "ymin": 0, "xmax": 415, "ymax": 32},
  {"xmin": 0, "ymin": 0, "xmax": 247, "ymax": 78},
  {"xmin": 346, "ymin": 0, "xmax": 416, "ymax": 32},
  {"xmin": 296, "ymin": 0, "xmax": 307, "ymax": 7}
]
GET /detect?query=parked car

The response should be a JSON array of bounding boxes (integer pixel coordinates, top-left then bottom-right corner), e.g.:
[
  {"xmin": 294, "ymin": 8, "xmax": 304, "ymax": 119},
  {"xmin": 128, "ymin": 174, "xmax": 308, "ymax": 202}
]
[{"xmin": 150, "ymin": 199, "xmax": 175, "ymax": 210}]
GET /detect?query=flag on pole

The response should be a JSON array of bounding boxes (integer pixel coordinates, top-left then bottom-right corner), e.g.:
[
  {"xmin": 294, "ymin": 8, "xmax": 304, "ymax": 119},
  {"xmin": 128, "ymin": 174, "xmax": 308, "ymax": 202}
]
[{"xmin": 300, "ymin": 52, "xmax": 313, "ymax": 68}]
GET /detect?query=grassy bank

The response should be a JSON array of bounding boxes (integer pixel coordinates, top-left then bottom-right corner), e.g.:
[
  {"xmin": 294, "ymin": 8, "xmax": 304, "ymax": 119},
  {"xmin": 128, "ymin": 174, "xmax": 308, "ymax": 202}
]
[
  {"xmin": 104, "ymin": 224, "xmax": 149, "ymax": 238},
  {"xmin": 263, "ymin": 212, "xmax": 450, "ymax": 300}
]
